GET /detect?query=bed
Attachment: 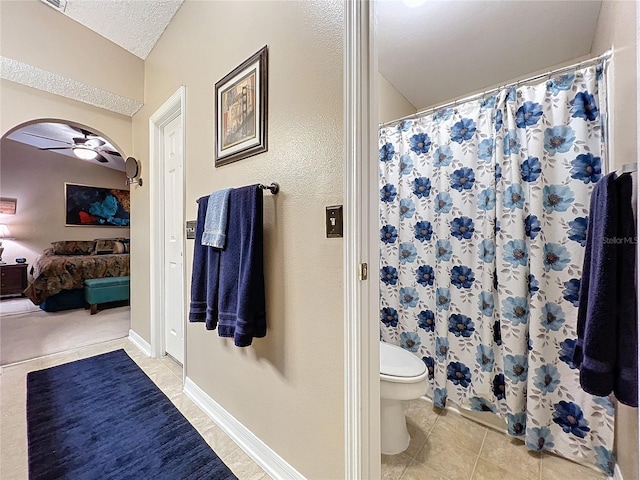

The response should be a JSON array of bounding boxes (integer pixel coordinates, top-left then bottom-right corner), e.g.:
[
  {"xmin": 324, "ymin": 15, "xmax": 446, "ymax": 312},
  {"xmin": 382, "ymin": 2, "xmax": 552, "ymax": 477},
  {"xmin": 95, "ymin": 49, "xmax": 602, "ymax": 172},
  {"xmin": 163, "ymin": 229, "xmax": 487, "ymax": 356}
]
[{"xmin": 24, "ymin": 239, "xmax": 130, "ymax": 311}]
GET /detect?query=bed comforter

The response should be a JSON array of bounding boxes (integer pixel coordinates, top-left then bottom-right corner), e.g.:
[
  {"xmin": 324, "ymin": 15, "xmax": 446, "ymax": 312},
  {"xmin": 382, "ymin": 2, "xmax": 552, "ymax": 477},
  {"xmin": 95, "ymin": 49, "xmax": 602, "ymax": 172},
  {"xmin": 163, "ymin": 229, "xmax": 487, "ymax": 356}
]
[{"xmin": 24, "ymin": 253, "xmax": 130, "ymax": 305}]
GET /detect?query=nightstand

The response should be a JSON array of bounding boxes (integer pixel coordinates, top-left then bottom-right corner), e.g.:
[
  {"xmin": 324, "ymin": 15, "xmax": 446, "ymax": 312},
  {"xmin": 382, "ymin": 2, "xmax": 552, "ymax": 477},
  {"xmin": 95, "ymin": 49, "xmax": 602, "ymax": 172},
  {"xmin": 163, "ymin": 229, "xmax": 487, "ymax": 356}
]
[{"xmin": 0, "ymin": 263, "xmax": 28, "ymax": 298}]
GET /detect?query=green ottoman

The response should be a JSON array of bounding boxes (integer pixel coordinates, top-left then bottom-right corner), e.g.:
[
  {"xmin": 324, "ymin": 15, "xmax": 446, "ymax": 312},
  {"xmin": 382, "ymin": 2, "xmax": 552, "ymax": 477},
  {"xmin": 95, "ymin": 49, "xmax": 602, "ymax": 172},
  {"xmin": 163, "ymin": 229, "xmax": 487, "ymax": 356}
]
[{"xmin": 84, "ymin": 276, "xmax": 130, "ymax": 314}]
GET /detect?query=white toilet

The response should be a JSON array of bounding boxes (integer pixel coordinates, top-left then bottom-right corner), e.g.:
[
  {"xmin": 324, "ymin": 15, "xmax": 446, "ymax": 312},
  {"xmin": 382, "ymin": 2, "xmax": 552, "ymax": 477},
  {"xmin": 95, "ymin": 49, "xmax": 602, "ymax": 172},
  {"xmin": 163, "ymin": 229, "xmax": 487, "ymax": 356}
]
[{"xmin": 380, "ymin": 341, "xmax": 429, "ymax": 455}]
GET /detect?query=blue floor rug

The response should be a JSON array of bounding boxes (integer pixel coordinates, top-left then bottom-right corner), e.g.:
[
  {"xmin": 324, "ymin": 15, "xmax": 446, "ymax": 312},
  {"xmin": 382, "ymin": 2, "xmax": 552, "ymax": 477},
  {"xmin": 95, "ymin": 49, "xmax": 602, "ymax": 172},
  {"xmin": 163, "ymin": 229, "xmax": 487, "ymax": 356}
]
[{"xmin": 27, "ymin": 349, "xmax": 238, "ymax": 480}]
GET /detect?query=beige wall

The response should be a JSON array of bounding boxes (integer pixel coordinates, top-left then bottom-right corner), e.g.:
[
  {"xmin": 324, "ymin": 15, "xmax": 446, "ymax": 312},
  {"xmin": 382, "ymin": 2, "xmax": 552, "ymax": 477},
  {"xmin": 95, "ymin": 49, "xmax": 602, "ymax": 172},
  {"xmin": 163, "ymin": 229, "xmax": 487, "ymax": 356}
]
[
  {"xmin": 591, "ymin": 2, "xmax": 639, "ymax": 480},
  {"xmin": 378, "ymin": 72, "xmax": 416, "ymax": 124},
  {"xmin": 0, "ymin": 0, "xmax": 144, "ymax": 103},
  {"xmin": 0, "ymin": 1, "xmax": 142, "ymax": 305},
  {"xmin": 0, "ymin": 139, "xmax": 129, "ymax": 268},
  {"xmin": 0, "ymin": 80, "xmax": 133, "ymax": 156},
  {"xmin": 130, "ymin": 1, "xmax": 345, "ymax": 478}
]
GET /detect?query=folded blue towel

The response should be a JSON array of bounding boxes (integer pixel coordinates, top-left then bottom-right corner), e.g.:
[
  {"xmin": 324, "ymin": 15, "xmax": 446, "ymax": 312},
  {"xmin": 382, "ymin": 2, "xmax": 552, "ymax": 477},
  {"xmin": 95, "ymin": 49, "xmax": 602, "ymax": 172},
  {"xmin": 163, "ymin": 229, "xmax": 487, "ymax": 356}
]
[{"xmin": 202, "ymin": 189, "xmax": 231, "ymax": 248}]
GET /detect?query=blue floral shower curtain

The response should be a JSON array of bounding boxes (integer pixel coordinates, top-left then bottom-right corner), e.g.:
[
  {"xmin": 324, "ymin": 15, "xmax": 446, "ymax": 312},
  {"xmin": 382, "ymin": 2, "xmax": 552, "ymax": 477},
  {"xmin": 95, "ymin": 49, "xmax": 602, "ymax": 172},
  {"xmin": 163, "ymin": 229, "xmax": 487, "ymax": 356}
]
[{"xmin": 379, "ymin": 64, "xmax": 614, "ymax": 474}]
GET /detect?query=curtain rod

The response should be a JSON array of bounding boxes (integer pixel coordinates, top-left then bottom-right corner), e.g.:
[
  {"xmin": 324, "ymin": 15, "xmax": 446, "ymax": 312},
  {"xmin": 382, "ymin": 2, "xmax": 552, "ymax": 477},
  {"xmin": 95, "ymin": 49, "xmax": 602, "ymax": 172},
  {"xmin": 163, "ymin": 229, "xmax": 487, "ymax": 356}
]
[{"xmin": 379, "ymin": 51, "xmax": 612, "ymax": 129}]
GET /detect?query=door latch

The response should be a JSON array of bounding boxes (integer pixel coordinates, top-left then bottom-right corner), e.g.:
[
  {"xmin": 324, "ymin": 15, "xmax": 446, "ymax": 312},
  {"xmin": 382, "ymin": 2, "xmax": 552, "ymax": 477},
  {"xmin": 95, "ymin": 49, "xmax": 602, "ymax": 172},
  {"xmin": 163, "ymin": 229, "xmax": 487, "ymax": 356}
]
[{"xmin": 358, "ymin": 263, "xmax": 368, "ymax": 281}]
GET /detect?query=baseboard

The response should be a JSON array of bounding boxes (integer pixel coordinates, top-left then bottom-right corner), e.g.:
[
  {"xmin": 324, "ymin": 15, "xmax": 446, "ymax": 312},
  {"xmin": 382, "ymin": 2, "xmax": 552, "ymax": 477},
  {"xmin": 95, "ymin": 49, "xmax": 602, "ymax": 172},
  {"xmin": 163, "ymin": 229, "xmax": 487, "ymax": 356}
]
[
  {"xmin": 612, "ymin": 462, "xmax": 623, "ymax": 480},
  {"xmin": 184, "ymin": 377, "xmax": 306, "ymax": 480},
  {"xmin": 128, "ymin": 329, "xmax": 151, "ymax": 357}
]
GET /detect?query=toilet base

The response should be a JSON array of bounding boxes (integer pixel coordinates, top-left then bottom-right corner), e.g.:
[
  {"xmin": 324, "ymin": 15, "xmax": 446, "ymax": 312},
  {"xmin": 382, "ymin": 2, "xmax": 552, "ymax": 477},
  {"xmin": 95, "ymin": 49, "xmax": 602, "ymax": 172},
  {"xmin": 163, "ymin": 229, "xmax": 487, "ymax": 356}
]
[{"xmin": 380, "ymin": 398, "xmax": 410, "ymax": 455}]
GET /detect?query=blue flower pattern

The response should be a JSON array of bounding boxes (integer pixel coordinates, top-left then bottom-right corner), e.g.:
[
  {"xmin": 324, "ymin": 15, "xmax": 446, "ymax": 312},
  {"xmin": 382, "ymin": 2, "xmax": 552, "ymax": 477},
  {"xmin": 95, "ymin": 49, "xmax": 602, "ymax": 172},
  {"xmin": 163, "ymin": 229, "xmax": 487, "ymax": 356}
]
[
  {"xmin": 414, "ymin": 220, "xmax": 433, "ymax": 242},
  {"xmin": 379, "ymin": 64, "xmax": 612, "ymax": 473},
  {"xmin": 413, "ymin": 177, "xmax": 432, "ymax": 198},
  {"xmin": 450, "ymin": 217, "xmax": 475, "ymax": 240},
  {"xmin": 410, "ymin": 133, "xmax": 431, "ymax": 155},
  {"xmin": 433, "ymin": 146, "xmax": 453, "ymax": 168},
  {"xmin": 448, "ymin": 314, "xmax": 475, "ymax": 338},
  {"xmin": 516, "ymin": 101, "xmax": 543, "ymax": 128},
  {"xmin": 398, "ymin": 154, "xmax": 413, "ymax": 176},
  {"xmin": 416, "ymin": 265, "xmax": 435, "ymax": 287},
  {"xmin": 567, "ymin": 217, "xmax": 588, "ymax": 246}
]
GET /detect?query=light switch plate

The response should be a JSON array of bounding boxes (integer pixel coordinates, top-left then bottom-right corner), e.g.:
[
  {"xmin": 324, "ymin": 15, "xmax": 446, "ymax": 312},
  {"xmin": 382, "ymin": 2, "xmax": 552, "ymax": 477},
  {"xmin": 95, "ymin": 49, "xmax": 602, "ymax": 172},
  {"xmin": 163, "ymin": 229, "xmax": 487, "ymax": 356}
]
[
  {"xmin": 326, "ymin": 205, "xmax": 343, "ymax": 238},
  {"xmin": 186, "ymin": 220, "xmax": 196, "ymax": 239}
]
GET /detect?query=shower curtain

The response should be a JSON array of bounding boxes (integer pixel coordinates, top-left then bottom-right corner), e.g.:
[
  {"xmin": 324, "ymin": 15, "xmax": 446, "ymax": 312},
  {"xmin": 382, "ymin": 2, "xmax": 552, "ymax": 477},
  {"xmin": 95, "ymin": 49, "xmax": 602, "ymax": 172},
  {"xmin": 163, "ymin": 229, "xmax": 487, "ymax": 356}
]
[{"xmin": 379, "ymin": 63, "xmax": 614, "ymax": 474}]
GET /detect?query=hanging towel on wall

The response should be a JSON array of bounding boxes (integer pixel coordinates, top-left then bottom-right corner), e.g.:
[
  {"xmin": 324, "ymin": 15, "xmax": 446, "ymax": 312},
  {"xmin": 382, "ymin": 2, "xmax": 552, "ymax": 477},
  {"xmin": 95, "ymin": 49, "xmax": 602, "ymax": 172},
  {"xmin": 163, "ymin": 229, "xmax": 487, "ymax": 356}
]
[
  {"xmin": 189, "ymin": 196, "xmax": 212, "ymax": 323},
  {"xmin": 202, "ymin": 189, "xmax": 231, "ymax": 248},
  {"xmin": 612, "ymin": 173, "xmax": 638, "ymax": 407},
  {"xmin": 216, "ymin": 185, "xmax": 266, "ymax": 347},
  {"xmin": 574, "ymin": 172, "xmax": 638, "ymax": 407}
]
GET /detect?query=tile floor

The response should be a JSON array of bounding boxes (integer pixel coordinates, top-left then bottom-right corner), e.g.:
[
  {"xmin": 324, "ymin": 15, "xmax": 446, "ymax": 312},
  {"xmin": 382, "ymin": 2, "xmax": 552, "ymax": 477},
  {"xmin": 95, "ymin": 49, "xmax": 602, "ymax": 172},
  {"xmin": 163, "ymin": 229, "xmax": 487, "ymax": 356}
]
[
  {"xmin": 0, "ymin": 337, "xmax": 612, "ymax": 480},
  {"xmin": 0, "ymin": 338, "xmax": 270, "ymax": 480},
  {"xmin": 382, "ymin": 398, "xmax": 608, "ymax": 480}
]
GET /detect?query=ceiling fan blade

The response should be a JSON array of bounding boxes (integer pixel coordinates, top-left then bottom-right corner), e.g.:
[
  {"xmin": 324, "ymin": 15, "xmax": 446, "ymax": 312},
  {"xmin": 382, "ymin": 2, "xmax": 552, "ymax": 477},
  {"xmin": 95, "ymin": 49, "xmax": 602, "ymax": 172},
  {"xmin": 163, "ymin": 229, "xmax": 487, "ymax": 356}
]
[
  {"xmin": 101, "ymin": 149, "xmax": 122, "ymax": 157},
  {"xmin": 39, "ymin": 146, "xmax": 73, "ymax": 151},
  {"xmin": 69, "ymin": 126, "xmax": 96, "ymax": 137},
  {"xmin": 95, "ymin": 153, "xmax": 109, "ymax": 163},
  {"xmin": 23, "ymin": 132, "xmax": 73, "ymax": 145}
]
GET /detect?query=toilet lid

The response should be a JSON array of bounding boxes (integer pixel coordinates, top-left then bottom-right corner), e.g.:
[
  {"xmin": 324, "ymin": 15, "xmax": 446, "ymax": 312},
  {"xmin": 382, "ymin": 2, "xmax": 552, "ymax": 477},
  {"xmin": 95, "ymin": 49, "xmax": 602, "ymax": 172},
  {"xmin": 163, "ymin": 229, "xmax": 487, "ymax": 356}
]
[{"xmin": 380, "ymin": 341, "xmax": 427, "ymax": 377}]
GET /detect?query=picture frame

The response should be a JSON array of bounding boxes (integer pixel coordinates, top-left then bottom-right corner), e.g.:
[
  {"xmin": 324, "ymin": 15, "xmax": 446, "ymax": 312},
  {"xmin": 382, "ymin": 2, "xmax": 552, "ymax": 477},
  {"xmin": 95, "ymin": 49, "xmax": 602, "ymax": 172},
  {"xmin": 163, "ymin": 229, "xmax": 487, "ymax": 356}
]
[
  {"xmin": 65, "ymin": 183, "xmax": 130, "ymax": 227},
  {"xmin": 215, "ymin": 45, "xmax": 268, "ymax": 167},
  {"xmin": 0, "ymin": 197, "xmax": 17, "ymax": 215}
]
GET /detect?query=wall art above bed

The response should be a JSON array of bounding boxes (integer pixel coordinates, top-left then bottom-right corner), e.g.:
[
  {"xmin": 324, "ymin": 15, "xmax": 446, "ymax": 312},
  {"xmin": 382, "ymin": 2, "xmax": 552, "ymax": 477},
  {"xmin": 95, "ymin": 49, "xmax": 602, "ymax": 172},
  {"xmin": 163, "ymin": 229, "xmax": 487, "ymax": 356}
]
[{"xmin": 65, "ymin": 183, "xmax": 130, "ymax": 227}]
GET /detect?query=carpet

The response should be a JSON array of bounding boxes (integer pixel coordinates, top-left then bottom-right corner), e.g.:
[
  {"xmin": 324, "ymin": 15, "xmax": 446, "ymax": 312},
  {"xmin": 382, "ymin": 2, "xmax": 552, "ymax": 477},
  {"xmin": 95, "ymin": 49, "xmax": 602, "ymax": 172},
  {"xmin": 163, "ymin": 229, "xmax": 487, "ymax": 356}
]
[
  {"xmin": 1, "ymin": 302, "xmax": 129, "ymax": 365},
  {"xmin": 27, "ymin": 349, "xmax": 237, "ymax": 480}
]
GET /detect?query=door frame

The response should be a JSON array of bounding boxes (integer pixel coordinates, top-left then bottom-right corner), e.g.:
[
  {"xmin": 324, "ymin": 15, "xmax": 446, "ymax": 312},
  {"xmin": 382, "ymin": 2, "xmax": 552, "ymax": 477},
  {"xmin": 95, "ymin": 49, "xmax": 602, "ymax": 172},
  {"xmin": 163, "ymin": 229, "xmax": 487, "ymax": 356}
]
[
  {"xmin": 149, "ymin": 86, "xmax": 186, "ymax": 364},
  {"xmin": 344, "ymin": 2, "xmax": 380, "ymax": 479}
]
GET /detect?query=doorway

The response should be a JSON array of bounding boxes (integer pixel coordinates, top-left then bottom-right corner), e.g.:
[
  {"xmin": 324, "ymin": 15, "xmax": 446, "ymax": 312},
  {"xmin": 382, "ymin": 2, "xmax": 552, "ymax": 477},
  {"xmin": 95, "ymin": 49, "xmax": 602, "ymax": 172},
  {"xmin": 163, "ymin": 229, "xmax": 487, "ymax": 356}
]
[{"xmin": 150, "ymin": 87, "xmax": 186, "ymax": 367}]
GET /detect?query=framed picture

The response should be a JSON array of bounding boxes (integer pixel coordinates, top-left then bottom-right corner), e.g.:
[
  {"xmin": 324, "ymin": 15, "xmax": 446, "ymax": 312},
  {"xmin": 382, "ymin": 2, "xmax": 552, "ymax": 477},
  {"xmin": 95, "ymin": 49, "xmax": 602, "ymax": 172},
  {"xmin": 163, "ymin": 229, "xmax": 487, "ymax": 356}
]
[
  {"xmin": 65, "ymin": 183, "xmax": 130, "ymax": 227},
  {"xmin": 0, "ymin": 197, "xmax": 17, "ymax": 215},
  {"xmin": 215, "ymin": 45, "xmax": 268, "ymax": 167}
]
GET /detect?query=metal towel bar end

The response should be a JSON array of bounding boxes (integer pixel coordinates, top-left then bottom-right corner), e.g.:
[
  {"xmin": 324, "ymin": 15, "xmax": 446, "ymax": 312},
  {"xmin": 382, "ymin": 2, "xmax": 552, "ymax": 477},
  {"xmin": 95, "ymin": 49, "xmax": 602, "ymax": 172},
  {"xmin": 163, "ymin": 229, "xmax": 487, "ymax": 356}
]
[{"xmin": 258, "ymin": 182, "xmax": 280, "ymax": 195}]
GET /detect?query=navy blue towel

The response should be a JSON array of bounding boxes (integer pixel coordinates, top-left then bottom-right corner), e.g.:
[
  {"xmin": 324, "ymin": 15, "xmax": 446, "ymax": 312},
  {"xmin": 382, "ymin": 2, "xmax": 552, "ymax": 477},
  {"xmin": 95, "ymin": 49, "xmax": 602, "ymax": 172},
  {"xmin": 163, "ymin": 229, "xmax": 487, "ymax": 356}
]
[
  {"xmin": 189, "ymin": 196, "xmax": 210, "ymax": 323},
  {"xmin": 575, "ymin": 172, "xmax": 638, "ymax": 407},
  {"xmin": 613, "ymin": 173, "xmax": 637, "ymax": 407},
  {"xmin": 189, "ymin": 195, "xmax": 222, "ymax": 330},
  {"xmin": 217, "ymin": 186, "xmax": 266, "ymax": 347},
  {"xmin": 574, "ymin": 173, "xmax": 618, "ymax": 397}
]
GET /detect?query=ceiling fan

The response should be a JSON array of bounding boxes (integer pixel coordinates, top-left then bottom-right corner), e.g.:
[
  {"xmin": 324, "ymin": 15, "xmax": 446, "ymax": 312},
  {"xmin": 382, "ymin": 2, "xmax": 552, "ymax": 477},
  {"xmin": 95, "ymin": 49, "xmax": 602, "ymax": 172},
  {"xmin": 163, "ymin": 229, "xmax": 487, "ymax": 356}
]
[{"xmin": 25, "ymin": 126, "xmax": 122, "ymax": 163}]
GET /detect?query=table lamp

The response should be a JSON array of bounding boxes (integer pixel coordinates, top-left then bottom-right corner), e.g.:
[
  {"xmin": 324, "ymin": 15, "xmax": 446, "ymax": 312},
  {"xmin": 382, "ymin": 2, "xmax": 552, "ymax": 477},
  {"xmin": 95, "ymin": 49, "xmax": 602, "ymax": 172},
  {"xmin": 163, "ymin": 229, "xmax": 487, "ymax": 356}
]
[{"xmin": 0, "ymin": 224, "xmax": 14, "ymax": 265}]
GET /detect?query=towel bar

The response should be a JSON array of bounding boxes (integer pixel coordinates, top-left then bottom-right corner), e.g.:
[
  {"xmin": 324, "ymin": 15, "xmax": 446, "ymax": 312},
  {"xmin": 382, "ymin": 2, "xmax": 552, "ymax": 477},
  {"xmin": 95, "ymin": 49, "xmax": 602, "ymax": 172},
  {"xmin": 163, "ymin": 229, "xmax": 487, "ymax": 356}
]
[{"xmin": 258, "ymin": 183, "xmax": 279, "ymax": 194}]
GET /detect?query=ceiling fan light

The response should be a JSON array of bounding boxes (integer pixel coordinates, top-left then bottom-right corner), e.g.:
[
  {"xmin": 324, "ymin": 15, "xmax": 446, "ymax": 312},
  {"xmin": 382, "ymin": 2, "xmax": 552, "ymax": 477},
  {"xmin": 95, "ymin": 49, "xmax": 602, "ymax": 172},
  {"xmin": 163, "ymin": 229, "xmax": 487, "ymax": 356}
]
[
  {"xmin": 85, "ymin": 138, "xmax": 104, "ymax": 148},
  {"xmin": 73, "ymin": 146, "xmax": 98, "ymax": 160}
]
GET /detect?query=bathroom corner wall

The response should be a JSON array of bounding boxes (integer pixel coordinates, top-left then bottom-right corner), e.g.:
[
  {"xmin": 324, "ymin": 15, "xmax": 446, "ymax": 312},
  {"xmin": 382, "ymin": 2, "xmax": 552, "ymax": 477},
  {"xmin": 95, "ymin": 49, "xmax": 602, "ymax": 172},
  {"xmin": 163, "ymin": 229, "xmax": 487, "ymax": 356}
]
[
  {"xmin": 591, "ymin": 2, "xmax": 639, "ymax": 480},
  {"xmin": 378, "ymin": 72, "xmax": 417, "ymax": 124}
]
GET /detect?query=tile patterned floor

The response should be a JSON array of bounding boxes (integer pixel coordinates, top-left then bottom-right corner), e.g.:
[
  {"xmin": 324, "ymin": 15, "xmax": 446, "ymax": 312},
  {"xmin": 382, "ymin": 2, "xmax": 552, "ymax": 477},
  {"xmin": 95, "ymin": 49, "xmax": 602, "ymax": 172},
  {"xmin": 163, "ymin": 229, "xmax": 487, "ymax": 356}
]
[
  {"xmin": 382, "ymin": 398, "xmax": 608, "ymax": 480},
  {"xmin": 0, "ymin": 338, "xmax": 269, "ymax": 480}
]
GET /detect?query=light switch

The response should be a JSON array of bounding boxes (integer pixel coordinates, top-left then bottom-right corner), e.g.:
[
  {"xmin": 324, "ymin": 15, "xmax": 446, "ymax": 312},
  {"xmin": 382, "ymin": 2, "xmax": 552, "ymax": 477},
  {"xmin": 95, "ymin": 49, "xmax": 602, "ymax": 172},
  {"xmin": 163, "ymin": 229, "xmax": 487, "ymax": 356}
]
[
  {"xmin": 186, "ymin": 220, "xmax": 196, "ymax": 239},
  {"xmin": 326, "ymin": 205, "xmax": 343, "ymax": 238}
]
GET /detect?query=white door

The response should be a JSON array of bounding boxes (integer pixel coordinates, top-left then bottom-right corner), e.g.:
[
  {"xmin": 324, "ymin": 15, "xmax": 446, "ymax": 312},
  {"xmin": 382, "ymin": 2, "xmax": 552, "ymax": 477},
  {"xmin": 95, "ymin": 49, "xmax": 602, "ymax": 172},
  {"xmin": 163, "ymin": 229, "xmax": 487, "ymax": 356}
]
[{"xmin": 163, "ymin": 114, "xmax": 184, "ymax": 364}]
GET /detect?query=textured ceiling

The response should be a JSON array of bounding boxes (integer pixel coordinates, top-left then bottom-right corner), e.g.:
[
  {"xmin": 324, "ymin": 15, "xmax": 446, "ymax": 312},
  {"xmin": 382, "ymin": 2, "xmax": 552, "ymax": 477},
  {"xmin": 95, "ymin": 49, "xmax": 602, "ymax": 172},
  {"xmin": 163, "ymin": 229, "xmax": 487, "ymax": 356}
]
[
  {"xmin": 59, "ymin": 0, "xmax": 183, "ymax": 59},
  {"xmin": 377, "ymin": 0, "xmax": 602, "ymax": 111}
]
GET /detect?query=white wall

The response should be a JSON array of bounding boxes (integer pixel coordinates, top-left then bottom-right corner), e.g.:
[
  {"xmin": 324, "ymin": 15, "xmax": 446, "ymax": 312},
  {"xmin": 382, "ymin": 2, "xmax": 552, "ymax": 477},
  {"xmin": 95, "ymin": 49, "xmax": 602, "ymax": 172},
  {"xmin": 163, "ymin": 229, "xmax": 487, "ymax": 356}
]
[
  {"xmin": 378, "ymin": 72, "xmax": 416, "ymax": 124},
  {"xmin": 130, "ymin": 1, "xmax": 345, "ymax": 478},
  {"xmin": 0, "ymin": 139, "xmax": 129, "ymax": 269}
]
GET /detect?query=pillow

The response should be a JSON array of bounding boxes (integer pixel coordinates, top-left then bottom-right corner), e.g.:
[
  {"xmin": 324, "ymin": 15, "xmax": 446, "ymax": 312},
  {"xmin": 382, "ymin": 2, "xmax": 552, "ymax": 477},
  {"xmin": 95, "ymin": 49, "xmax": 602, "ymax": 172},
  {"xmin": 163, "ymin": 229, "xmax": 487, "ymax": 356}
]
[
  {"xmin": 94, "ymin": 239, "xmax": 129, "ymax": 254},
  {"xmin": 51, "ymin": 241, "xmax": 95, "ymax": 256}
]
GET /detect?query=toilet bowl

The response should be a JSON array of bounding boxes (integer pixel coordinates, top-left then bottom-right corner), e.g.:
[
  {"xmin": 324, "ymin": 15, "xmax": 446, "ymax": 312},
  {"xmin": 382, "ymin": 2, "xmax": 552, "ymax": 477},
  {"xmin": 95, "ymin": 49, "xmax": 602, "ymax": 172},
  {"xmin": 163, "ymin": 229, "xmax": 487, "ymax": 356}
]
[{"xmin": 380, "ymin": 341, "xmax": 428, "ymax": 455}]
